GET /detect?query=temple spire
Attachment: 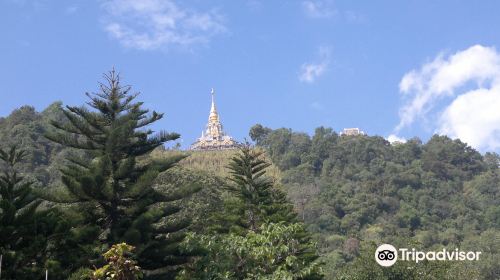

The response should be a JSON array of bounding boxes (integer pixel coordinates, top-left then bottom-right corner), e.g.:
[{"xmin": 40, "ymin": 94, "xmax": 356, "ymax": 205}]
[
  {"xmin": 190, "ymin": 88, "xmax": 239, "ymax": 150},
  {"xmin": 209, "ymin": 88, "xmax": 219, "ymax": 122}
]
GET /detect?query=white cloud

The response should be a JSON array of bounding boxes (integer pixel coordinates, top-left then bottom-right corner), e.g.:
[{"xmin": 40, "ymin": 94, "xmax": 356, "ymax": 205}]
[
  {"xmin": 302, "ymin": 1, "xmax": 366, "ymax": 23},
  {"xmin": 302, "ymin": 0, "xmax": 337, "ymax": 18},
  {"xmin": 394, "ymin": 45, "xmax": 500, "ymax": 151},
  {"xmin": 439, "ymin": 86, "xmax": 500, "ymax": 150},
  {"xmin": 300, "ymin": 63, "xmax": 327, "ymax": 83},
  {"xmin": 299, "ymin": 47, "xmax": 331, "ymax": 83},
  {"xmin": 387, "ymin": 134, "xmax": 406, "ymax": 144},
  {"xmin": 101, "ymin": 0, "xmax": 226, "ymax": 50}
]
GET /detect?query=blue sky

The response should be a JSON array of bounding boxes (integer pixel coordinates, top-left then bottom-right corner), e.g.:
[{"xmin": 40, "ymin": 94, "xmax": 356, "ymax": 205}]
[{"xmin": 2, "ymin": 0, "xmax": 500, "ymax": 152}]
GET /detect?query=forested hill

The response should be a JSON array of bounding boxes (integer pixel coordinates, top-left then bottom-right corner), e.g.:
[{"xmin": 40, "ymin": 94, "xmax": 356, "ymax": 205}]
[
  {"xmin": 0, "ymin": 103, "xmax": 68, "ymax": 185},
  {"xmin": 1, "ymin": 104, "xmax": 499, "ymax": 279},
  {"xmin": 250, "ymin": 124, "xmax": 500, "ymax": 278}
]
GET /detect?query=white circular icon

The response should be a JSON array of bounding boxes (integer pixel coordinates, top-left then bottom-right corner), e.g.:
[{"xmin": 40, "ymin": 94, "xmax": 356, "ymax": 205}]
[{"xmin": 375, "ymin": 244, "xmax": 398, "ymax": 267}]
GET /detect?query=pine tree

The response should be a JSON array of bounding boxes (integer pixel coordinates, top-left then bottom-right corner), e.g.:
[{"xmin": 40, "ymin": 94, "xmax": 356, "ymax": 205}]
[
  {"xmin": 45, "ymin": 70, "xmax": 196, "ymax": 279},
  {"xmin": 195, "ymin": 145, "xmax": 323, "ymax": 279},
  {"xmin": 231, "ymin": 146, "xmax": 321, "ymax": 265},
  {"xmin": 0, "ymin": 146, "xmax": 63, "ymax": 279},
  {"xmin": 225, "ymin": 146, "xmax": 301, "ymax": 229}
]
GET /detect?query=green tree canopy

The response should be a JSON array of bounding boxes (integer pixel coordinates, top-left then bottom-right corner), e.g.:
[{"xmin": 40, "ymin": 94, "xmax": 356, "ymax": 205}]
[{"xmin": 45, "ymin": 70, "xmax": 197, "ymax": 279}]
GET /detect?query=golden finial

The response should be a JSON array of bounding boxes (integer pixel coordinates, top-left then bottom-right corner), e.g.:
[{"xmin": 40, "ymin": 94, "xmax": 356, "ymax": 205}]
[{"xmin": 209, "ymin": 88, "xmax": 218, "ymax": 121}]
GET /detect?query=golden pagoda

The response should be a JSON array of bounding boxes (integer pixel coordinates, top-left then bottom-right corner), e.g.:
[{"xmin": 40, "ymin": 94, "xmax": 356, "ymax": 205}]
[{"xmin": 190, "ymin": 89, "xmax": 240, "ymax": 150}]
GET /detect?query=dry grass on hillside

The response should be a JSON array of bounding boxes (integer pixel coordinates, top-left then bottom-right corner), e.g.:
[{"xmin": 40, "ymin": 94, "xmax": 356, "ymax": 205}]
[{"xmin": 150, "ymin": 147, "xmax": 281, "ymax": 181}]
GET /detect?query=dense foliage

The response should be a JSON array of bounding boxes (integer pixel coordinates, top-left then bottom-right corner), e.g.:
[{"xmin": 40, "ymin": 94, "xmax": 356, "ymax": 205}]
[
  {"xmin": 0, "ymin": 72, "xmax": 322, "ymax": 279},
  {"xmin": 179, "ymin": 146, "xmax": 323, "ymax": 279},
  {"xmin": 44, "ymin": 70, "xmax": 198, "ymax": 279},
  {"xmin": 181, "ymin": 223, "xmax": 322, "ymax": 280},
  {"xmin": 1, "ymin": 71, "xmax": 499, "ymax": 279},
  {"xmin": 0, "ymin": 146, "xmax": 45, "ymax": 278},
  {"xmin": 0, "ymin": 145, "xmax": 74, "ymax": 279},
  {"xmin": 250, "ymin": 124, "xmax": 500, "ymax": 279},
  {"xmin": 92, "ymin": 243, "xmax": 143, "ymax": 280},
  {"xmin": 0, "ymin": 103, "xmax": 69, "ymax": 185}
]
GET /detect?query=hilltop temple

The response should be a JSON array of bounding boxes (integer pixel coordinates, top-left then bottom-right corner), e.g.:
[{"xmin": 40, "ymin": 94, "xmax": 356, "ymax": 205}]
[
  {"xmin": 340, "ymin": 128, "xmax": 366, "ymax": 136},
  {"xmin": 190, "ymin": 89, "xmax": 240, "ymax": 151}
]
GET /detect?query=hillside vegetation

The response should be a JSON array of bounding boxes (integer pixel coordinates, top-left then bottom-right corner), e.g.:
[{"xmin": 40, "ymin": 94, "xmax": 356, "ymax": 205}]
[
  {"xmin": 249, "ymin": 124, "xmax": 500, "ymax": 279},
  {"xmin": 0, "ymin": 99, "xmax": 499, "ymax": 279},
  {"xmin": 0, "ymin": 73, "xmax": 320, "ymax": 280},
  {"xmin": 151, "ymin": 148, "xmax": 281, "ymax": 181}
]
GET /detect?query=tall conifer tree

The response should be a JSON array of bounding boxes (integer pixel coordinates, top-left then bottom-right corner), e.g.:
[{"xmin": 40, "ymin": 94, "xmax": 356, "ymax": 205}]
[
  {"xmin": 45, "ymin": 70, "xmax": 195, "ymax": 279},
  {"xmin": 0, "ymin": 146, "xmax": 69, "ymax": 278},
  {"xmin": 183, "ymin": 146, "xmax": 323, "ymax": 279},
  {"xmin": 229, "ymin": 146, "xmax": 320, "ymax": 261},
  {"xmin": 0, "ymin": 146, "xmax": 42, "ymax": 278},
  {"xmin": 225, "ymin": 146, "xmax": 302, "ymax": 229},
  {"xmin": 226, "ymin": 146, "xmax": 322, "ymax": 276}
]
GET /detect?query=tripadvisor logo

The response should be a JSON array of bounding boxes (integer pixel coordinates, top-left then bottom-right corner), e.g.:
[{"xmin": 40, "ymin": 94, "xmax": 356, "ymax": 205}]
[
  {"xmin": 375, "ymin": 244, "xmax": 398, "ymax": 267},
  {"xmin": 375, "ymin": 244, "xmax": 482, "ymax": 267}
]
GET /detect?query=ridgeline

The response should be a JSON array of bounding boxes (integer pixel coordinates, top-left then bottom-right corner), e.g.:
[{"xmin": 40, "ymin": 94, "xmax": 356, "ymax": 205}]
[{"xmin": 1, "ymin": 101, "xmax": 499, "ymax": 279}]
